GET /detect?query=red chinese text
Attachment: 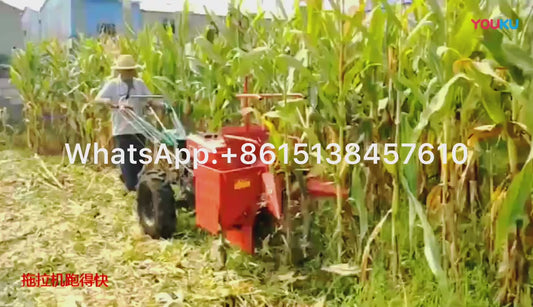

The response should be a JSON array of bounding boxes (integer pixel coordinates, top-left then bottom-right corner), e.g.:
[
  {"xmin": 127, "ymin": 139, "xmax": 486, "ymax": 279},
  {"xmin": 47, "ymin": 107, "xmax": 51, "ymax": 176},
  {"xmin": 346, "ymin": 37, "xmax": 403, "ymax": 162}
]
[{"xmin": 21, "ymin": 273, "xmax": 109, "ymax": 288}]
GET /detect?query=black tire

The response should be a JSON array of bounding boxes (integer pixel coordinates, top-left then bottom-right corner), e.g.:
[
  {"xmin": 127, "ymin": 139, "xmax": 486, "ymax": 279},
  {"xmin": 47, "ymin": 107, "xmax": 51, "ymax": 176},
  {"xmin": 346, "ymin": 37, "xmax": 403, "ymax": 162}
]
[
  {"xmin": 176, "ymin": 190, "xmax": 195, "ymax": 210},
  {"xmin": 253, "ymin": 208, "xmax": 278, "ymax": 250},
  {"xmin": 176, "ymin": 167, "xmax": 195, "ymax": 211},
  {"xmin": 136, "ymin": 171, "xmax": 176, "ymax": 239}
]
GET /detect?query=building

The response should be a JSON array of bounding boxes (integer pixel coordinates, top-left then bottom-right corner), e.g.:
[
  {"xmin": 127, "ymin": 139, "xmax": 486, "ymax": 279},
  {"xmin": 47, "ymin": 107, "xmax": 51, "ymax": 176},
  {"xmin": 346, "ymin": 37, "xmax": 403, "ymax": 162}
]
[
  {"xmin": 20, "ymin": 0, "xmax": 420, "ymax": 44},
  {"xmin": 138, "ymin": 1, "xmax": 224, "ymax": 37},
  {"xmin": 0, "ymin": 72, "xmax": 23, "ymax": 127},
  {"xmin": 188, "ymin": 10, "xmax": 225, "ymax": 37},
  {"xmin": 18, "ymin": 0, "xmax": 219, "ymax": 42},
  {"xmin": 26, "ymin": 0, "xmax": 142, "ymax": 41},
  {"xmin": 0, "ymin": 1, "xmax": 24, "ymax": 61},
  {"xmin": 139, "ymin": 1, "xmax": 179, "ymax": 34},
  {"xmin": 21, "ymin": 7, "xmax": 41, "ymax": 44}
]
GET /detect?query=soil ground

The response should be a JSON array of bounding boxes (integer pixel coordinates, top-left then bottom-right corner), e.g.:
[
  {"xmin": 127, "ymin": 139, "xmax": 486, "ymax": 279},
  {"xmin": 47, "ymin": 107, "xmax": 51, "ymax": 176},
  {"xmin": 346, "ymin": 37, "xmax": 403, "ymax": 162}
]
[{"xmin": 0, "ymin": 149, "xmax": 319, "ymax": 306}]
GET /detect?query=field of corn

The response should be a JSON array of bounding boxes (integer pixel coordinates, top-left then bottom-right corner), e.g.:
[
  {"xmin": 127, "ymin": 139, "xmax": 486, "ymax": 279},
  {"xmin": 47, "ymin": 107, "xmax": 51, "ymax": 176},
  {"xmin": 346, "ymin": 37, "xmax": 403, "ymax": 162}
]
[{"xmin": 2, "ymin": 0, "xmax": 533, "ymax": 305}]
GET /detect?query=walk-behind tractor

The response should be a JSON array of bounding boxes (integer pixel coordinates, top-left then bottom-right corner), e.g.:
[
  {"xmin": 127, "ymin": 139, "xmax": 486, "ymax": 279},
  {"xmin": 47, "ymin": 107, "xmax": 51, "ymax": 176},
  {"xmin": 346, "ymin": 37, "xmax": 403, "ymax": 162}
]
[{"xmin": 128, "ymin": 84, "xmax": 347, "ymax": 254}]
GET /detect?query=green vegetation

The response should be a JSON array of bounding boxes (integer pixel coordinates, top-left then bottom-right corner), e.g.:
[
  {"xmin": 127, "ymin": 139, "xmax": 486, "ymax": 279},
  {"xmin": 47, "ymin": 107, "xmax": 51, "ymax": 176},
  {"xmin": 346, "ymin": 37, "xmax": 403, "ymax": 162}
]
[{"xmin": 3, "ymin": 0, "xmax": 533, "ymax": 305}]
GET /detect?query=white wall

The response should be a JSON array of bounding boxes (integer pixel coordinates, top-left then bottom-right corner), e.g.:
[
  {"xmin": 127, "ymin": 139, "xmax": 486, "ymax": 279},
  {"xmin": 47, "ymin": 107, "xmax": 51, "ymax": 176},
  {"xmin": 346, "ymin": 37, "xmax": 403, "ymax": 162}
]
[
  {"xmin": 21, "ymin": 8, "xmax": 41, "ymax": 44},
  {"xmin": 141, "ymin": 10, "xmax": 178, "ymax": 30},
  {"xmin": 40, "ymin": 0, "xmax": 72, "ymax": 40},
  {"xmin": 0, "ymin": 2, "xmax": 24, "ymax": 56}
]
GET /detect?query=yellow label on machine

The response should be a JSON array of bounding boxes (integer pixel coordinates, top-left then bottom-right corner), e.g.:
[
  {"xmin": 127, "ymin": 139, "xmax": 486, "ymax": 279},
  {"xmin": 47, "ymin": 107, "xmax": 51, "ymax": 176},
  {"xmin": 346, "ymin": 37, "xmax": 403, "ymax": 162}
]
[{"xmin": 234, "ymin": 179, "xmax": 251, "ymax": 190}]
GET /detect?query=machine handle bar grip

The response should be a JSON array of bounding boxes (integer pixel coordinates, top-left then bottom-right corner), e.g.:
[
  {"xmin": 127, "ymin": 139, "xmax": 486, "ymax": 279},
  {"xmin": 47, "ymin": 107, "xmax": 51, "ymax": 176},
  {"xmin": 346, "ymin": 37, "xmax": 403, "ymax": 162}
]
[
  {"xmin": 236, "ymin": 93, "xmax": 304, "ymax": 100},
  {"xmin": 120, "ymin": 94, "xmax": 165, "ymax": 99}
]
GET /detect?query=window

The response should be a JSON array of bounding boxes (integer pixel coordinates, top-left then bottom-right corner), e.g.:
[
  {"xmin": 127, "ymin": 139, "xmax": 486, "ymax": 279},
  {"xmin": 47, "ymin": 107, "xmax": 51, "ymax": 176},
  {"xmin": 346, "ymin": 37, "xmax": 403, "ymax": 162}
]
[
  {"xmin": 97, "ymin": 23, "xmax": 117, "ymax": 36},
  {"xmin": 162, "ymin": 18, "xmax": 175, "ymax": 34}
]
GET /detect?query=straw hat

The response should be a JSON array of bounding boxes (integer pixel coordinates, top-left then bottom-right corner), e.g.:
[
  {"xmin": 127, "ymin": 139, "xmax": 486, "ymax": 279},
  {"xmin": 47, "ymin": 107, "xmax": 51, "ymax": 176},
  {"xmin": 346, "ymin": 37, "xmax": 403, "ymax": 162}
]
[{"xmin": 112, "ymin": 54, "xmax": 141, "ymax": 70}]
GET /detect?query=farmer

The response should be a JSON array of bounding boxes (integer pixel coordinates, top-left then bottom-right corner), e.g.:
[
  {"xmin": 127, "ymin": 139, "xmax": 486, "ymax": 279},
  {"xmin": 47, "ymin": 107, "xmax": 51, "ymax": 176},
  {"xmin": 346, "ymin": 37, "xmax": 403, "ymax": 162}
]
[{"xmin": 95, "ymin": 54, "xmax": 160, "ymax": 192}]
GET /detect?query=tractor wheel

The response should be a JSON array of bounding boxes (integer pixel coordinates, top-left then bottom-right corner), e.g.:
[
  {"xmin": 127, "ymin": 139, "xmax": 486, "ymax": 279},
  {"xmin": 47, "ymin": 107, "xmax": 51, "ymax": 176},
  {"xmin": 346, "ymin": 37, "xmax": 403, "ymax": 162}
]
[
  {"xmin": 175, "ymin": 168, "xmax": 195, "ymax": 210},
  {"xmin": 176, "ymin": 189, "xmax": 195, "ymax": 210},
  {"xmin": 136, "ymin": 171, "xmax": 176, "ymax": 239},
  {"xmin": 253, "ymin": 208, "xmax": 279, "ymax": 250}
]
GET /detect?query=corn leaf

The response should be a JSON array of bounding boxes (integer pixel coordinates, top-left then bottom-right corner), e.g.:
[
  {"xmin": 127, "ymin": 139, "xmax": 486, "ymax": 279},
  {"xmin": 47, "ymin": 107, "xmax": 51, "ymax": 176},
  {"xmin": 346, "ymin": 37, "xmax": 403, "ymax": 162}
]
[
  {"xmin": 401, "ymin": 175, "xmax": 445, "ymax": 283},
  {"xmin": 412, "ymin": 73, "xmax": 469, "ymax": 141},
  {"xmin": 495, "ymin": 158, "xmax": 533, "ymax": 247}
]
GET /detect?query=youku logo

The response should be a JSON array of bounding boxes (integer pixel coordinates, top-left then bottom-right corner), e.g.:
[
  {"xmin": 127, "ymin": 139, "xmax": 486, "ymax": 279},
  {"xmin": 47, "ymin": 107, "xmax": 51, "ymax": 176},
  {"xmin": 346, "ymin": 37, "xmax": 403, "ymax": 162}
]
[{"xmin": 471, "ymin": 19, "xmax": 519, "ymax": 30}]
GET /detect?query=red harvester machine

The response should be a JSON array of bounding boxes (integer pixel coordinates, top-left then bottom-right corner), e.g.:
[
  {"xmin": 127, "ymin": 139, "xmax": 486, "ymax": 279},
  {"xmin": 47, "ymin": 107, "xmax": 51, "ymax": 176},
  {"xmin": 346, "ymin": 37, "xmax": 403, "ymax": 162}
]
[{"xmin": 185, "ymin": 81, "xmax": 348, "ymax": 254}]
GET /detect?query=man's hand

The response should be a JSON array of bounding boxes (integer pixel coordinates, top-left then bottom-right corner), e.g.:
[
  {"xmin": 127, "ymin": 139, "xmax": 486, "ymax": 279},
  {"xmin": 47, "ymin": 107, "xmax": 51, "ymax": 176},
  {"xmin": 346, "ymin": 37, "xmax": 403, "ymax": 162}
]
[
  {"xmin": 95, "ymin": 97, "xmax": 130, "ymax": 111},
  {"xmin": 109, "ymin": 104, "xmax": 132, "ymax": 110},
  {"xmin": 119, "ymin": 104, "xmax": 134, "ymax": 111}
]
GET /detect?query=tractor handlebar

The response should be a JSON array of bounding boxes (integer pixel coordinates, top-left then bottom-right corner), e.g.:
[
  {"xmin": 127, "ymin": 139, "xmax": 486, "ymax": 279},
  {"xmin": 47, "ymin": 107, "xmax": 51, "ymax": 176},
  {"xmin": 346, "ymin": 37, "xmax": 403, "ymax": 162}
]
[
  {"xmin": 120, "ymin": 94, "xmax": 165, "ymax": 100},
  {"xmin": 117, "ymin": 95, "xmax": 170, "ymax": 112},
  {"xmin": 118, "ymin": 95, "xmax": 165, "ymax": 106},
  {"xmin": 235, "ymin": 93, "xmax": 304, "ymax": 100}
]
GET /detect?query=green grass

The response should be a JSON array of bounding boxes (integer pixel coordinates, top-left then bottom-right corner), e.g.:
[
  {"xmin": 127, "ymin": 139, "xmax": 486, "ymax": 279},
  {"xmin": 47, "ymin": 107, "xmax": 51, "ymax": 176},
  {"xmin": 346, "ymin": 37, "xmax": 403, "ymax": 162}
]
[{"xmin": 0, "ymin": 148, "xmax": 510, "ymax": 306}]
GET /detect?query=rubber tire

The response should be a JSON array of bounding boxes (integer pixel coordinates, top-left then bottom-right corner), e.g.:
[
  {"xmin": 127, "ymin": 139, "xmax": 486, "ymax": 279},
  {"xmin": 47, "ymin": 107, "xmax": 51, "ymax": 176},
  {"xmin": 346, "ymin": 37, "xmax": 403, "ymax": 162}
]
[
  {"xmin": 253, "ymin": 208, "xmax": 278, "ymax": 250},
  {"xmin": 176, "ymin": 189, "xmax": 195, "ymax": 210},
  {"xmin": 136, "ymin": 171, "xmax": 176, "ymax": 239},
  {"xmin": 175, "ymin": 168, "xmax": 195, "ymax": 211}
]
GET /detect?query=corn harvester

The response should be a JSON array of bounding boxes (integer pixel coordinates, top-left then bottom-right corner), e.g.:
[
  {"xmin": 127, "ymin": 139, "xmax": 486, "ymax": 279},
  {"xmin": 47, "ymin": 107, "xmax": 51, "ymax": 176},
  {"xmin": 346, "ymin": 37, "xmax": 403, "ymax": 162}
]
[{"xmin": 129, "ymin": 82, "xmax": 348, "ymax": 254}]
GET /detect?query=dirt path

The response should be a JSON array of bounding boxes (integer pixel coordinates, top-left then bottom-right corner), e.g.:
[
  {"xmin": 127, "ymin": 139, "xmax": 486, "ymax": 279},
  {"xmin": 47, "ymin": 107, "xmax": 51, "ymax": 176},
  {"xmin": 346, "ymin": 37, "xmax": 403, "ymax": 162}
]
[{"xmin": 0, "ymin": 149, "xmax": 313, "ymax": 306}]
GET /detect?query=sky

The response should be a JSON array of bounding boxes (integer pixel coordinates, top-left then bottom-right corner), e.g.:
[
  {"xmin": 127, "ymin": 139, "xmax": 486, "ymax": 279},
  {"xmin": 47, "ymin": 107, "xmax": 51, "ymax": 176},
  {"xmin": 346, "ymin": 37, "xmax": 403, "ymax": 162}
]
[
  {"xmin": 1, "ymin": 0, "xmax": 303, "ymax": 13},
  {"xmin": 2, "ymin": 0, "xmax": 44, "ymax": 10}
]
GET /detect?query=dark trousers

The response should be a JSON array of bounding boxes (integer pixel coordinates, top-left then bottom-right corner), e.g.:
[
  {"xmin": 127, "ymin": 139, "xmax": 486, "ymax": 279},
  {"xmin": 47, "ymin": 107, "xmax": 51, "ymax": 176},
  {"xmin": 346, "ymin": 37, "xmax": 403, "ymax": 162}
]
[{"xmin": 113, "ymin": 134, "xmax": 146, "ymax": 191}]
